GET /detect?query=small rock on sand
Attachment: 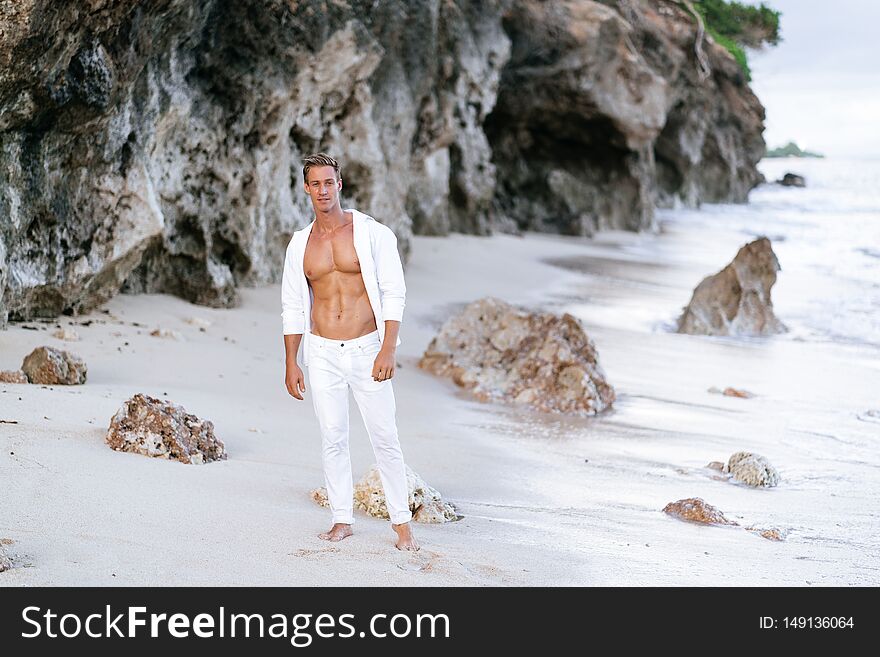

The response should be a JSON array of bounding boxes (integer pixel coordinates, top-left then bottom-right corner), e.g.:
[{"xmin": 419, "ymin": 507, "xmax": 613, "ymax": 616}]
[
  {"xmin": 52, "ymin": 327, "xmax": 80, "ymax": 341},
  {"xmin": 724, "ymin": 451, "xmax": 780, "ymax": 487},
  {"xmin": 708, "ymin": 386, "xmax": 755, "ymax": 398},
  {"xmin": 746, "ymin": 526, "xmax": 787, "ymax": 541},
  {"xmin": 0, "ymin": 543, "xmax": 11, "ymax": 572},
  {"xmin": 21, "ymin": 346, "xmax": 87, "ymax": 385},
  {"xmin": 150, "ymin": 328, "xmax": 184, "ymax": 340},
  {"xmin": 106, "ymin": 393, "xmax": 227, "ymax": 464},
  {"xmin": 184, "ymin": 317, "xmax": 212, "ymax": 329},
  {"xmin": 310, "ymin": 464, "xmax": 459, "ymax": 523},
  {"xmin": 662, "ymin": 497, "xmax": 738, "ymax": 526}
]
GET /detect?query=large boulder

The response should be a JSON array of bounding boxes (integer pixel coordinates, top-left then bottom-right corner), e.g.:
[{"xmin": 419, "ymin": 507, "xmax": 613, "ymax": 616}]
[
  {"xmin": 419, "ymin": 297, "xmax": 615, "ymax": 416},
  {"xmin": 676, "ymin": 237, "xmax": 787, "ymax": 336},
  {"xmin": 21, "ymin": 346, "xmax": 87, "ymax": 384},
  {"xmin": 310, "ymin": 464, "xmax": 458, "ymax": 523},
  {"xmin": 106, "ymin": 393, "xmax": 227, "ymax": 464}
]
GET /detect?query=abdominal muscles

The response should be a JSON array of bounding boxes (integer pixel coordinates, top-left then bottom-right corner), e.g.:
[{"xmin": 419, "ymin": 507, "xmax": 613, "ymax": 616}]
[{"xmin": 309, "ymin": 271, "xmax": 377, "ymax": 340}]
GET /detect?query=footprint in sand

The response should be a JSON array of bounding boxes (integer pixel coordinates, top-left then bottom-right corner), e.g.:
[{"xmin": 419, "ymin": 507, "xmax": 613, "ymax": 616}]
[
  {"xmin": 397, "ymin": 550, "xmax": 443, "ymax": 572},
  {"xmin": 290, "ymin": 547, "xmax": 341, "ymax": 558}
]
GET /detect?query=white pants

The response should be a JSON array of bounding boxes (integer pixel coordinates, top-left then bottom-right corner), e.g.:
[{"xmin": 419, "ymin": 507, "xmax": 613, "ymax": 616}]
[{"xmin": 306, "ymin": 329, "xmax": 413, "ymax": 525}]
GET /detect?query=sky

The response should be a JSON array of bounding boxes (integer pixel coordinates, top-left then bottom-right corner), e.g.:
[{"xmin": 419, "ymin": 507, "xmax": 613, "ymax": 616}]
[{"xmin": 744, "ymin": 0, "xmax": 880, "ymax": 158}]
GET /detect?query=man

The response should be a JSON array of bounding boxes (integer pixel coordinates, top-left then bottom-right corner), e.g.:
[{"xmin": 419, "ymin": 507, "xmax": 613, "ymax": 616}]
[{"xmin": 280, "ymin": 152, "xmax": 419, "ymax": 551}]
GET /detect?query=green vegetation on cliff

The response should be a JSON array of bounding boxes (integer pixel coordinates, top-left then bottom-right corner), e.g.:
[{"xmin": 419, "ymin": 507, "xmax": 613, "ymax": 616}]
[
  {"xmin": 693, "ymin": 0, "xmax": 782, "ymax": 80},
  {"xmin": 765, "ymin": 141, "xmax": 825, "ymax": 158}
]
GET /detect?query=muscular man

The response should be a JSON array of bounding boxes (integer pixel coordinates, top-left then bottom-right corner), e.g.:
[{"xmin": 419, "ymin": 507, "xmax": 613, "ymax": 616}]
[{"xmin": 280, "ymin": 152, "xmax": 419, "ymax": 551}]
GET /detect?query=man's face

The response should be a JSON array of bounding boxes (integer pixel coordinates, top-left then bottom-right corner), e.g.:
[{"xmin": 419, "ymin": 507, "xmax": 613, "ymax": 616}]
[{"xmin": 304, "ymin": 165, "xmax": 342, "ymax": 213}]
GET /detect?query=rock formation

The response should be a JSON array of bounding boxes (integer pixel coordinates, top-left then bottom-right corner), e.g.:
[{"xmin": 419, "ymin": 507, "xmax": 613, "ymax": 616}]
[
  {"xmin": 420, "ymin": 297, "xmax": 615, "ymax": 416},
  {"xmin": 106, "ymin": 392, "xmax": 227, "ymax": 464},
  {"xmin": 310, "ymin": 463, "xmax": 458, "ymax": 523},
  {"xmin": 1, "ymin": 0, "xmax": 766, "ymax": 325},
  {"xmin": 486, "ymin": 0, "xmax": 765, "ymax": 235},
  {"xmin": 723, "ymin": 451, "xmax": 779, "ymax": 487},
  {"xmin": 21, "ymin": 345, "xmax": 88, "ymax": 384},
  {"xmin": 676, "ymin": 237, "xmax": 787, "ymax": 336}
]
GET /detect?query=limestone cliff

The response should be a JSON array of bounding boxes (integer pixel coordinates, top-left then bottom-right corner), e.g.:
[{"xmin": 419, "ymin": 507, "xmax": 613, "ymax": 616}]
[{"xmin": 0, "ymin": 0, "xmax": 765, "ymax": 324}]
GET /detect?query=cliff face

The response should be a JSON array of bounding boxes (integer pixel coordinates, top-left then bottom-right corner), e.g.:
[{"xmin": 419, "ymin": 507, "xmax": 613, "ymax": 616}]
[
  {"xmin": 486, "ymin": 0, "xmax": 765, "ymax": 235},
  {"xmin": 0, "ymin": 0, "xmax": 765, "ymax": 325}
]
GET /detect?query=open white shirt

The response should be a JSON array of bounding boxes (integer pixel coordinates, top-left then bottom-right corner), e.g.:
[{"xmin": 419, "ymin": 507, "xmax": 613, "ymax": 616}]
[{"xmin": 281, "ymin": 208, "xmax": 406, "ymax": 367}]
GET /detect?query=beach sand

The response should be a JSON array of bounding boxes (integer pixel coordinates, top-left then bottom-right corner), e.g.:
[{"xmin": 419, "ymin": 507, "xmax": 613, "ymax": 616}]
[{"xmin": 1, "ymin": 218, "xmax": 878, "ymax": 586}]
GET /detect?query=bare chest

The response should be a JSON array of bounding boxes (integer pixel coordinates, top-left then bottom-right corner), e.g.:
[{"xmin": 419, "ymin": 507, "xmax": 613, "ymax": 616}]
[{"xmin": 303, "ymin": 224, "xmax": 361, "ymax": 281}]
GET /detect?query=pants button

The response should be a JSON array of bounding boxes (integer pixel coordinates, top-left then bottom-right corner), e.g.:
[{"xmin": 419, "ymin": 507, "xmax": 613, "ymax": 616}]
[{"xmin": 340, "ymin": 343, "xmax": 344, "ymax": 346}]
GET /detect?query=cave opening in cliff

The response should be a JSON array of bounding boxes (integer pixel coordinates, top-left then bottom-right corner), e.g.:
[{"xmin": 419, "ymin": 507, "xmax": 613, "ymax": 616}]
[{"xmin": 485, "ymin": 107, "xmax": 638, "ymax": 235}]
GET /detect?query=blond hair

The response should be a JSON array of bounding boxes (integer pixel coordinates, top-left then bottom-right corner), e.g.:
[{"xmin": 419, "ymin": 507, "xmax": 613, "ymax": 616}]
[{"xmin": 302, "ymin": 152, "xmax": 341, "ymax": 184}]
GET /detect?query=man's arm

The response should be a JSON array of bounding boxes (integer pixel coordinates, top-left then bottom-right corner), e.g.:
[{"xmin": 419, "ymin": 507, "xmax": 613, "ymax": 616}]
[
  {"xmin": 281, "ymin": 238, "xmax": 305, "ymax": 336},
  {"xmin": 372, "ymin": 320, "xmax": 400, "ymax": 382},
  {"xmin": 283, "ymin": 334, "xmax": 306, "ymax": 399},
  {"xmin": 374, "ymin": 225, "xmax": 406, "ymax": 344},
  {"xmin": 372, "ymin": 225, "xmax": 405, "ymax": 382},
  {"xmin": 281, "ymin": 238, "xmax": 306, "ymax": 399}
]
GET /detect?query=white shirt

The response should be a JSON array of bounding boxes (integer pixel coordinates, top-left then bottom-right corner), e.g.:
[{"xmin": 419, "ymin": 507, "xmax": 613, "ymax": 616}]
[{"xmin": 281, "ymin": 208, "xmax": 406, "ymax": 367}]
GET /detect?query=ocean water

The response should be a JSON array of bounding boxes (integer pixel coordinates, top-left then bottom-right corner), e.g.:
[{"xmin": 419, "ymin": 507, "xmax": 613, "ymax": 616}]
[{"xmin": 462, "ymin": 156, "xmax": 880, "ymax": 585}]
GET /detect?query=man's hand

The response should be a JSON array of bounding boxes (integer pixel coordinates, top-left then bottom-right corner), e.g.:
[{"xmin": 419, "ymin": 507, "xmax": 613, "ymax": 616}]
[
  {"xmin": 285, "ymin": 361, "xmax": 306, "ymax": 399},
  {"xmin": 372, "ymin": 347, "xmax": 396, "ymax": 381}
]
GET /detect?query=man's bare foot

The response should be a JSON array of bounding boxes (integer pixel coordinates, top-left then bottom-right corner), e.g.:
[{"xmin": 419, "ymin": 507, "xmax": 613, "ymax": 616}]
[
  {"xmin": 392, "ymin": 522, "xmax": 420, "ymax": 551},
  {"xmin": 318, "ymin": 523, "xmax": 353, "ymax": 542}
]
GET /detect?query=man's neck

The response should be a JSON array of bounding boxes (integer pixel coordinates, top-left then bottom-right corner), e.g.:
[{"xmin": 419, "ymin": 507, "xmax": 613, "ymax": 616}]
[{"xmin": 313, "ymin": 206, "xmax": 351, "ymax": 235}]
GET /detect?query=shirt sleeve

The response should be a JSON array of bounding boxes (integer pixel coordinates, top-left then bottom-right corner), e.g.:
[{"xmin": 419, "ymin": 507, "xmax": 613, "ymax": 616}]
[
  {"xmin": 375, "ymin": 224, "xmax": 406, "ymax": 322},
  {"xmin": 281, "ymin": 237, "xmax": 305, "ymax": 335}
]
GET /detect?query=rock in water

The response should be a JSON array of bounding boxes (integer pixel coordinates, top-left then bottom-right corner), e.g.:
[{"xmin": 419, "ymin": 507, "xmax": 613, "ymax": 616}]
[
  {"xmin": 676, "ymin": 237, "xmax": 787, "ymax": 336},
  {"xmin": 777, "ymin": 172, "xmax": 806, "ymax": 187},
  {"xmin": 662, "ymin": 497, "xmax": 738, "ymax": 526},
  {"xmin": 0, "ymin": 370, "xmax": 28, "ymax": 384},
  {"xmin": 419, "ymin": 297, "xmax": 615, "ymax": 416},
  {"xmin": 724, "ymin": 451, "xmax": 780, "ymax": 487},
  {"xmin": 0, "ymin": 543, "xmax": 11, "ymax": 572},
  {"xmin": 21, "ymin": 346, "xmax": 87, "ymax": 384},
  {"xmin": 106, "ymin": 393, "xmax": 227, "ymax": 464},
  {"xmin": 310, "ymin": 465, "xmax": 459, "ymax": 523}
]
